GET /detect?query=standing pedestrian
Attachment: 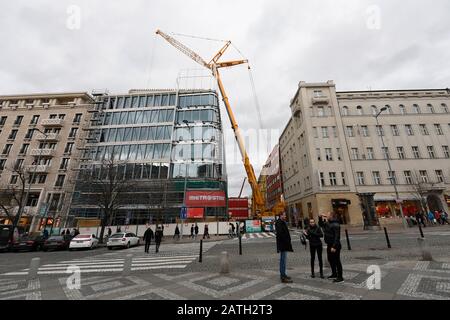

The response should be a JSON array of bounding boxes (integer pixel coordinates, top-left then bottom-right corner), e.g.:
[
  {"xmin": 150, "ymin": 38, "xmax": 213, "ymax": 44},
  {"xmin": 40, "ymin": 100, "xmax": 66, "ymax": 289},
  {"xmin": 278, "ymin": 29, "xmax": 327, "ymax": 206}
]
[
  {"xmin": 203, "ymin": 224, "xmax": 210, "ymax": 239},
  {"xmin": 304, "ymin": 218, "xmax": 324, "ymax": 279},
  {"xmin": 416, "ymin": 212, "xmax": 426, "ymax": 228},
  {"xmin": 231, "ymin": 223, "xmax": 236, "ymax": 237},
  {"xmin": 143, "ymin": 226, "xmax": 154, "ymax": 254},
  {"xmin": 190, "ymin": 224, "xmax": 194, "ymax": 239},
  {"xmin": 61, "ymin": 229, "xmax": 66, "ymax": 236},
  {"xmin": 108, "ymin": 228, "xmax": 112, "ymax": 237},
  {"xmin": 194, "ymin": 224, "xmax": 199, "ymax": 240},
  {"xmin": 275, "ymin": 212, "xmax": 294, "ymax": 283},
  {"xmin": 434, "ymin": 211, "xmax": 442, "ymax": 225},
  {"xmin": 154, "ymin": 227, "xmax": 163, "ymax": 253},
  {"xmin": 428, "ymin": 211, "xmax": 436, "ymax": 225},
  {"xmin": 174, "ymin": 225, "xmax": 180, "ymax": 240},
  {"xmin": 319, "ymin": 212, "xmax": 344, "ymax": 283},
  {"xmin": 441, "ymin": 210, "xmax": 449, "ymax": 225}
]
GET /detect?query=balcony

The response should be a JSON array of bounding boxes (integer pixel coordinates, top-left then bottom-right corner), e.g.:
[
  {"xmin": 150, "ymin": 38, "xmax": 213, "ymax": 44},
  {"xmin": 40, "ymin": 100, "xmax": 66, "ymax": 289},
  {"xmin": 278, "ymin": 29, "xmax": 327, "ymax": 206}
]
[
  {"xmin": 25, "ymin": 165, "xmax": 50, "ymax": 173},
  {"xmin": 41, "ymin": 119, "xmax": 64, "ymax": 127},
  {"xmin": 30, "ymin": 149, "xmax": 55, "ymax": 157},
  {"xmin": 312, "ymin": 95, "xmax": 329, "ymax": 104},
  {"xmin": 36, "ymin": 133, "xmax": 59, "ymax": 141}
]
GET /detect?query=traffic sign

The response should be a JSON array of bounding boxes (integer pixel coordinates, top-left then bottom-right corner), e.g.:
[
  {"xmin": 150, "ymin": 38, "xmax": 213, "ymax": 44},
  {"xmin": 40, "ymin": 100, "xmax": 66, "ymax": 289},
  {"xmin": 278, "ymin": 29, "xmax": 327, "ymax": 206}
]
[{"xmin": 180, "ymin": 206, "xmax": 187, "ymax": 219}]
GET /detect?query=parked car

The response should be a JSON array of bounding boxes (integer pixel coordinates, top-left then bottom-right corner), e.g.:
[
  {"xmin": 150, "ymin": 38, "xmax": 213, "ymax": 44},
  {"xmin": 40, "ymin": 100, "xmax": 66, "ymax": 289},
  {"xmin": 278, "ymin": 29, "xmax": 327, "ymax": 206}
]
[
  {"xmin": 69, "ymin": 234, "xmax": 99, "ymax": 250},
  {"xmin": 42, "ymin": 235, "xmax": 72, "ymax": 251},
  {"xmin": 12, "ymin": 233, "xmax": 45, "ymax": 252},
  {"xmin": 107, "ymin": 232, "xmax": 140, "ymax": 250},
  {"xmin": 0, "ymin": 225, "xmax": 25, "ymax": 252}
]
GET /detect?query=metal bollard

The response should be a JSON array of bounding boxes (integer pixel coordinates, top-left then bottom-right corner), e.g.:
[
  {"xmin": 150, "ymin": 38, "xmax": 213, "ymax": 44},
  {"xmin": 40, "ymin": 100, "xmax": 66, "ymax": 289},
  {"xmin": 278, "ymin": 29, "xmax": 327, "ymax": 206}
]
[
  {"xmin": 122, "ymin": 254, "xmax": 133, "ymax": 275},
  {"xmin": 239, "ymin": 234, "xmax": 242, "ymax": 255},
  {"xmin": 418, "ymin": 223, "xmax": 425, "ymax": 238},
  {"xmin": 345, "ymin": 229, "xmax": 352, "ymax": 251},
  {"xmin": 384, "ymin": 227, "xmax": 392, "ymax": 249},
  {"xmin": 220, "ymin": 251, "xmax": 230, "ymax": 274},
  {"xmin": 199, "ymin": 240, "xmax": 203, "ymax": 263},
  {"xmin": 27, "ymin": 258, "xmax": 41, "ymax": 281}
]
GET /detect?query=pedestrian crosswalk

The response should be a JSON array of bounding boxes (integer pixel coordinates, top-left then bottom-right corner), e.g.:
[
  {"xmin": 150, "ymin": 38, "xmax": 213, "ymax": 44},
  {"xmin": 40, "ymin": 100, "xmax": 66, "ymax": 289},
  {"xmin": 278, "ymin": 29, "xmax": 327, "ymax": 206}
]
[
  {"xmin": 2, "ymin": 242, "xmax": 218, "ymax": 276},
  {"xmin": 233, "ymin": 232, "xmax": 276, "ymax": 240}
]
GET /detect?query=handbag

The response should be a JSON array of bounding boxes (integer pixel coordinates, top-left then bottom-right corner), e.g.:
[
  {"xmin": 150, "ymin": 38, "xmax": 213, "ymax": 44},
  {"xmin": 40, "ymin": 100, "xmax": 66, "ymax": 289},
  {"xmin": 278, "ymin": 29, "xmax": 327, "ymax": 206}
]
[{"xmin": 300, "ymin": 234, "xmax": 307, "ymax": 246}]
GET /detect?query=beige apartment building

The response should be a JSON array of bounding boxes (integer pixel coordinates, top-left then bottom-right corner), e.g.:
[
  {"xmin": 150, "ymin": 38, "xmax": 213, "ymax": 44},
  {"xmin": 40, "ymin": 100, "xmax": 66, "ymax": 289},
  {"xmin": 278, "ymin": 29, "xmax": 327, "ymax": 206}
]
[
  {"xmin": 280, "ymin": 81, "xmax": 450, "ymax": 227},
  {"xmin": 0, "ymin": 93, "xmax": 94, "ymax": 232}
]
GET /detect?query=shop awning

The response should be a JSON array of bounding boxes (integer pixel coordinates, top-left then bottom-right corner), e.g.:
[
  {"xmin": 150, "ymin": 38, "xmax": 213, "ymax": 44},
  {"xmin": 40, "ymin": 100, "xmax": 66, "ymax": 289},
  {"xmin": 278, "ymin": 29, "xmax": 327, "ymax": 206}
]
[{"xmin": 374, "ymin": 194, "xmax": 419, "ymax": 202}]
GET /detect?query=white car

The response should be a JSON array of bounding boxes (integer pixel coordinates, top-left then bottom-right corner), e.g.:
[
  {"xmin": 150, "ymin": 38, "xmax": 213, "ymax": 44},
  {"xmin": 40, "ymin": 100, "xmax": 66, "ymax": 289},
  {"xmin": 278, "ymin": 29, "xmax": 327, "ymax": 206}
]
[
  {"xmin": 107, "ymin": 232, "xmax": 140, "ymax": 250},
  {"xmin": 69, "ymin": 234, "xmax": 99, "ymax": 250}
]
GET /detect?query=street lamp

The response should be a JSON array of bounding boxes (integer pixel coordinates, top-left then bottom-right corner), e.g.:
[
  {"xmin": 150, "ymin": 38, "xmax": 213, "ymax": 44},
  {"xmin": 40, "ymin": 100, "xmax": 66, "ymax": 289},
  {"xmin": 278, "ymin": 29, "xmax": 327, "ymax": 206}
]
[
  {"xmin": 14, "ymin": 128, "xmax": 49, "ymax": 233},
  {"xmin": 375, "ymin": 107, "xmax": 408, "ymax": 229}
]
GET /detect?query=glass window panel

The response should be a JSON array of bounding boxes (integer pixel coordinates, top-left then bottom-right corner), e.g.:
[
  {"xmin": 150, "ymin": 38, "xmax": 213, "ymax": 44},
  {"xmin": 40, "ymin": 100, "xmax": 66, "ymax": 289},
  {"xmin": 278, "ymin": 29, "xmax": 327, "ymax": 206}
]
[
  {"xmin": 135, "ymin": 111, "xmax": 143, "ymax": 124},
  {"xmin": 186, "ymin": 96, "xmax": 193, "ymax": 107},
  {"xmin": 131, "ymin": 96, "xmax": 139, "ymax": 108},
  {"xmin": 146, "ymin": 95, "xmax": 154, "ymax": 107},
  {"xmin": 164, "ymin": 126, "xmax": 171, "ymax": 140},
  {"xmin": 179, "ymin": 96, "xmax": 186, "ymax": 108},
  {"xmin": 124, "ymin": 97, "xmax": 131, "ymax": 109},
  {"xmin": 203, "ymin": 144, "xmax": 214, "ymax": 160},
  {"xmin": 161, "ymin": 144, "xmax": 170, "ymax": 159},
  {"xmin": 161, "ymin": 94, "xmax": 168, "ymax": 106},
  {"xmin": 143, "ymin": 110, "xmax": 151, "ymax": 123},
  {"xmin": 167, "ymin": 110, "xmax": 174, "ymax": 122},
  {"xmin": 129, "ymin": 145, "xmax": 138, "ymax": 160},
  {"xmin": 200, "ymin": 110, "xmax": 208, "ymax": 121},
  {"xmin": 154, "ymin": 144, "xmax": 163, "ymax": 159},
  {"xmin": 148, "ymin": 127, "xmax": 155, "ymax": 140},
  {"xmin": 134, "ymin": 164, "xmax": 143, "ymax": 179},
  {"xmin": 145, "ymin": 144, "xmax": 154, "ymax": 159},
  {"xmin": 111, "ymin": 112, "xmax": 120, "ymax": 125},
  {"xmin": 120, "ymin": 145, "xmax": 130, "ymax": 161},
  {"xmin": 143, "ymin": 164, "xmax": 151, "ymax": 179},
  {"xmin": 209, "ymin": 95, "xmax": 215, "ymax": 105},
  {"xmin": 194, "ymin": 95, "xmax": 203, "ymax": 106},
  {"xmin": 136, "ymin": 145, "xmax": 145, "ymax": 160},
  {"xmin": 139, "ymin": 96, "xmax": 147, "ymax": 108},
  {"xmin": 112, "ymin": 145, "xmax": 122, "ymax": 160},
  {"xmin": 104, "ymin": 113, "xmax": 112, "ymax": 125},
  {"xmin": 118, "ymin": 112, "xmax": 127, "ymax": 124},
  {"xmin": 117, "ymin": 165, "xmax": 125, "ymax": 179},
  {"xmin": 116, "ymin": 128, "xmax": 125, "ymax": 142},
  {"xmin": 108, "ymin": 128, "xmax": 117, "ymax": 142},
  {"xmin": 139, "ymin": 127, "xmax": 148, "ymax": 141},
  {"xmin": 169, "ymin": 94, "xmax": 176, "ymax": 106},
  {"xmin": 158, "ymin": 110, "xmax": 166, "ymax": 122},
  {"xmin": 160, "ymin": 163, "xmax": 169, "ymax": 179},
  {"xmin": 154, "ymin": 95, "xmax": 161, "ymax": 106},
  {"xmin": 188, "ymin": 164, "xmax": 197, "ymax": 177},
  {"xmin": 131, "ymin": 127, "xmax": 140, "ymax": 141},
  {"xmin": 104, "ymin": 146, "xmax": 113, "ymax": 160},
  {"xmin": 127, "ymin": 111, "xmax": 136, "ymax": 124},
  {"xmin": 150, "ymin": 110, "xmax": 158, "ymax": 123},
  {"xmin": 201, "ymin": 95, "xmax": 209, "ymax": 105},
  {"xmin": 151, "ymin": 164, "xmax": 160, "ymax": 179},
  {"xmin": 125, "ymin": 164, "xmax": 134, "ymax": 179},
  {"xmin": 116, "ymin": 97, "xmax": 124, "ymax": 109},
  {"xmin": 124, "ymin": 128, "xmax": 132, "ymax": 141}
]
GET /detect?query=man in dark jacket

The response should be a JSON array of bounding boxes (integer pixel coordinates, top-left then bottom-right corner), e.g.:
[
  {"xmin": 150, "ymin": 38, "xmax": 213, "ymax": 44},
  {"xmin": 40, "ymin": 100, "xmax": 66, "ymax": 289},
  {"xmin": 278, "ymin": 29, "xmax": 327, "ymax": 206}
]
[
  {"xmin": 319, "ymin": 212, "xmax": 344, "ymax": 283},
  {"xmin": 194, "ymin": 224, "xmax": 199, "ymax": 240},
  {"xmin": 143, "ymin": 226, "xmax": 154, "ymax": 254},
  {"xmin": 275, "ymin": 212, "xmax": 294, "ymax": 283},
  {"xmin": 154, "ymin": 227, "xmax": 163, "ymax": 253},
  {"xmin": 304, "ymin": 218, "xmax": 324, "ymax": 279}
]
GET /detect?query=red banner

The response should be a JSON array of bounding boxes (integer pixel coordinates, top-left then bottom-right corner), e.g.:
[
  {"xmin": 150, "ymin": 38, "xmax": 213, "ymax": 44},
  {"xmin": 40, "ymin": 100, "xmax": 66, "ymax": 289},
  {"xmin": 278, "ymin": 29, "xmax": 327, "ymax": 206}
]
[
  {"xmin": 187, "ymin": 208, "xmax": 204, "ymax": 219},
  {"xmin": 185, "ymin": 191, "xmax": 226, "ymax": 207},
  {"xmin": 228, "ymin": 208, "xmax": 249, "ymax": 219}
]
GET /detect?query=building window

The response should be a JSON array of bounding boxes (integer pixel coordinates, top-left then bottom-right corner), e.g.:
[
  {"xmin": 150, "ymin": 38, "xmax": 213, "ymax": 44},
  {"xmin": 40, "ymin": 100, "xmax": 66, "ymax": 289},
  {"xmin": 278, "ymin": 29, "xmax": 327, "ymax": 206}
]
[
  {"xmin": 399, "ymin": 105, "xmax": 406, "ymax": 115},
  {"xmin": 30, "ymin": 115, "xmax": 40, "ymax": 125},
  {"xmin": 397, "ymin": 147, "xmax": 405, "ymax": 159},
  {"xmin": 419, "ymin": 124, "xmax": 429, "ymax": 135},
  {"xmin": 361, "ymin": 125, "xmax": 369, "ymax": 137},
  {"xmin": 25, "ymin": 128, "xmax": 34, "ymax": 139},
  {"xmin": 341, "ymin": 172, "xmax": 346, "ymax": 185},
  {"xmin": 0, "ymin": 116, "xmax": 7, "ymax": 126},
  {"xmin": 442, "ymin": 104, "xmax": 449, "ymax": 113},
  {"xmin": 346, "ymin": 126, "xmax": 354, "ymax": 137},
  {"xmin": 8, "ymin": 129, "xmax": 18, "ymax": 140},
  {"xmin": 434, "ymin": 124, "xmax": 443, "ymax": 135},
  {"xmin": 427, "ymin": 146, "xmax": 435, "ymax": 159},
  {"xmin": 436, "ymin": 170, "xmax": 444, "ymax": 183},
  {"xmin": 10, "ymin": 175, "xmax": 18, "ymax": 184},
  {"xmin": 316, "ymin": 148, "xmax": 321, "ymax": 161},
  {"xmin": 336, "ymin": 148, "xmax": 342, "ymax": 161},
  {"xmin": 317, "ymin": 107, "xmax": 325, "ymax": 117},
  {"xmin": 419, "ymin": 170, "xmax": 429, "ymax": 183},
  {"xmin": 391, "ymin": 125, "xmax": 399, "ymax": 136},
  {"xmin": 357, "ymin": 106, "xmax": 363, "ymax": 115},
  {"xmin": 372, "ymin": 171, "xmax": 381, "ymax": 185},
  {"xmin": 319, "ymin": 172, "xmax": 325, "ymax": 186},
  {"xmin": 14, "ymin": 159, "xmax": 24, "ymax": 170},
  {"xmin": 412, "ymin": 146, "xmax": 420, "ymax": 159},
  {"xmin": 376, "ymin": 125, "xmax": 384, "ymax": 136},
  {"xmin": 371, "ymin": 106, "xmax": 378, "ymax": 116},
  {"xmin": 60, "ymin": 158, "xmax": 70, "ymax": 170},
  {"xmin": 312, "ymin": 127, "xmax": 318, "ymax": 138},
  {"xmin": 64, "ymin": 143, "xmax": 74, "ymax": 154},
  {"xmin": 73, "ymin": 113, "xmax": 82, "ymax": 124},
  {"xmin": 19, "ymin": 144, "xmax": 29, "ymax": 155},
  {"xmin": 385, "ymin": 105, "xmax": 393, "ymax": 114},
  {"xmin": 58, "ymin": 114, "xmax": 65, "ymax": 119},
  {"xmin": 69, "ymin": 127, "xmax": 78, "ymax": 138},
  {"xmin": 325, "ymin": 148, "xmax": 333, "ymax": 161},
  {"xmin": 427, "ymin": 104, "xmax": 435, "ymax": 113},
  {"xmin": 443, "ymin": 146, "xmax": 450, "ymax": 158},
  {"xmin": 356, "ymin": 172, "xmax": 365, "ymax": 185},
  {"xmin": 351, "ymin": 148, "xmax": 359, "ymax": 160},
  {"xmin": 413, "ymin": 104, "xmax": 421, "ymax": 114},
  {"xmin": 342, "ymin": 106, "xmax": 349, "ymax": 116},
  {"xmin": 388, "ymin": 171, "xmax": 397, "ymax": 185},
  {"xmin": 382, "ymin": 147, "xmax": 390, "ymax": 159},
  {"xmin": 332, "ymin": 126, "xmax": 338, "ymax": 138},
  {"xmin": 404, "ymin": 171, "xmax": 413, "ymax": 184},
  {"xmin": 14, "ymin": 115, "xmax": 24, "ymax": 126},
  {"xmin": 329, "ymin": 172, "xmax": 337, "ymax": 186},
  {"xmin": 321, "ymin": 127, "xmax": 329, "ymax": 138},
  {"xmin": 0, "ymin": 159, "xmax": 6, "ymax": 170},
  {"xmin": 55, "ymin": 175, "xmax": 66, "ymax": 187},
  {"xmin": 367, "ymin": 147, "xmax": 374, "ymax": 160},
  {"xmin": 313, "ymin": 90, "xmax": 323, "ymax": 98},
  {"xmin": 405, "ymin": 124, "xmax": 414, "ymax": 136},
  {"xmin": 2, "ymin": 144, "xmax": 12, "ymax": 155}
]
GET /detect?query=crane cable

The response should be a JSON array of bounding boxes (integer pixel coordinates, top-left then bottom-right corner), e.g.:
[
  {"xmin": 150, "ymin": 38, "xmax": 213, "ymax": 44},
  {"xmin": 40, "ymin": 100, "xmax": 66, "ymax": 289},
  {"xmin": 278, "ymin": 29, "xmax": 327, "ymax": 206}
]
[{"xmin": 170, "ymin": 32, "xmax": 227, "ymax": 43}]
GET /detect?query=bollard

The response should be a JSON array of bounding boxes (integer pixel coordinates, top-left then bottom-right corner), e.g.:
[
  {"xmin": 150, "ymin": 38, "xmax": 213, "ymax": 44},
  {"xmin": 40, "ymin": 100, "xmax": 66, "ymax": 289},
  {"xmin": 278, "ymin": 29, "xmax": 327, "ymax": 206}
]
[
  {"xmin": 417, "ymin": 238, "xmax": 433, "ymax": 261},
  {"xmin": 220, "ymin": 251, "xmax": 230, "ymax": 274},
  {"xmin": 27, "ymin": 258, "xmax": 41, "ymax": 281},
  {"xmin": 239, "ymin": 234, "xmax": 242, "ymax": 255},
  {"xmin": 418, "ymin": 223, "xmax": 425, "ymax": 239},
  {"xmin": 122, "ymin": 254, "xmax": 133, "ymax": 275},
  {"xmin": 345, "ymin": 229, "xmax": 352, "ymax": 251},
  {"xmin": 384, "ymin": 227, "xmax": 392, "ymax": 249},
  {"xmin": 199, "ymin": 240, "xmax": 203, "ymax": 263}
]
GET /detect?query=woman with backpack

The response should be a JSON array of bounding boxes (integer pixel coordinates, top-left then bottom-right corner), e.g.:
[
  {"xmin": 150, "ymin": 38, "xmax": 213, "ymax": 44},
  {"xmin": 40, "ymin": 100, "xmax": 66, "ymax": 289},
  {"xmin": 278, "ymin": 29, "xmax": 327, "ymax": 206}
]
[{"xmin": 303, "ymin": 218, "xmax": 324, "ymax": 279}]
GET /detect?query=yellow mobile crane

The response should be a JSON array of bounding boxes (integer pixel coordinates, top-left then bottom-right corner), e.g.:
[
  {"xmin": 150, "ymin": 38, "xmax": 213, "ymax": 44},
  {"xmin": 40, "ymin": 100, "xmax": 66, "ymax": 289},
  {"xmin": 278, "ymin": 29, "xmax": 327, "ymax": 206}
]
[{"xmin": 156, "ymin": 29, "xmax": 267, "ymax": 218}]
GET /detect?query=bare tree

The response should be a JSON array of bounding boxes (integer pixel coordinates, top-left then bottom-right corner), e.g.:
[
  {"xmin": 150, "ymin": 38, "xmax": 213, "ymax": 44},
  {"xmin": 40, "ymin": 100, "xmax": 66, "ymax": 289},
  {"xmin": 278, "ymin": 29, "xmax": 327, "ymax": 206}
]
[
  {"xmin": 77, "ymin": 153, "xmax": 133, "ymax": 243},
  {"xmin": 409, "ymin": 171, "xmax": 446, "ymax": 215}
]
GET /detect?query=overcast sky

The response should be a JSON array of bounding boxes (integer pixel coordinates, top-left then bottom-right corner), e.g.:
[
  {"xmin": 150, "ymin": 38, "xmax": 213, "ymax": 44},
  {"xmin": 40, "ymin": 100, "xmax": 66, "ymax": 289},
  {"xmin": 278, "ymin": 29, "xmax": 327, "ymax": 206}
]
[{"xmin": 1, "ymin": 0, "xmax": 449, "ymax": 197}]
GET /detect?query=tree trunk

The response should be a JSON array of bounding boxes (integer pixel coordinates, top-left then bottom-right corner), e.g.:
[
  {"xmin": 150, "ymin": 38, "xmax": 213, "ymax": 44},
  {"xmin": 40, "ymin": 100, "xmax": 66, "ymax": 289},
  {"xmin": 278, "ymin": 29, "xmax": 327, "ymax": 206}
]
[{"xmin": 98, "ymin": 209, "xmax": 109, "ymax": 244}]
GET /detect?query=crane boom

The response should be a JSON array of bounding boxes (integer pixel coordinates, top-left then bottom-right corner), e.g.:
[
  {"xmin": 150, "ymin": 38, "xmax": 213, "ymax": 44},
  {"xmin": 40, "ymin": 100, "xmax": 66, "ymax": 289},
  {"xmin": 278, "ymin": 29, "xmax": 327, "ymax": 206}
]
[{"xmin": 156, "ymin": 29, "xmax": 266, "ymax": 216}]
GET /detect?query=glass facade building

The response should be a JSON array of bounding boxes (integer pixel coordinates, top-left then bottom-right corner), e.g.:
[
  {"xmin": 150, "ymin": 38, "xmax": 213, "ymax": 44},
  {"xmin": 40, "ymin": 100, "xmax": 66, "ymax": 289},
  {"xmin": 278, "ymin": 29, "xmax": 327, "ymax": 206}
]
[{"xmin": 70, "ymin": 89, "xmax": 227, "ymax": 225}]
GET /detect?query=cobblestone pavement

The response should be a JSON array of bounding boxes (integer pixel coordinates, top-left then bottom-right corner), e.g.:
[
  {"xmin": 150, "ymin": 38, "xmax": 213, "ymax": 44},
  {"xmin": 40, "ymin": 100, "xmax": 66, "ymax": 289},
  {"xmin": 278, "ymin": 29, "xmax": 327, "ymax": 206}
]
[{"xmin": 1, "ymin": 226, "xmax": 449, "ymax": 300}]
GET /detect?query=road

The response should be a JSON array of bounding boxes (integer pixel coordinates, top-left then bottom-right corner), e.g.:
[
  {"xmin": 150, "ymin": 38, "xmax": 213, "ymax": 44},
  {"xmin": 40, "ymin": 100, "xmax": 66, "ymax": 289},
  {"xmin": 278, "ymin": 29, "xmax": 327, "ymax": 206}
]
[{"xmin": 1, "ymin": 225, "xmax": 450, "ymax": 300}]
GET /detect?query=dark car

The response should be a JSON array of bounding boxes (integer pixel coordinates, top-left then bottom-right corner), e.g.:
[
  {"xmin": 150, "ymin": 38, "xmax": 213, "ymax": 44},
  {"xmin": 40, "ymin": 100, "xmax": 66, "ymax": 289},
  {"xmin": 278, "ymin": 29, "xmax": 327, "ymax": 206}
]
[
  {"xmin": 12, "ymin": 234, "xmax": 45, "ymax": 252},
  {"xmin": 42, "ymin": 235, "xmax": 72, "ymax": 251},
  {"xmin": 0, "ymin": 225, "xmax": 24, "ymax": 252}
]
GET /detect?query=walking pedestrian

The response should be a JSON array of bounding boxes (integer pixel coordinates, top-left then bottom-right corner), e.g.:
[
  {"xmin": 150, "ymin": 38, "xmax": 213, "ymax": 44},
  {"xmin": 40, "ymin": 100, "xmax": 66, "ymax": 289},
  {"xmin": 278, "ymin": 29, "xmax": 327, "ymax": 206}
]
[
  {"xmin": 304, "ymin": 218, "xmax": 324, "ymax": 279},
  {"xmin": 319, "ymin": 212, "xmax": 344, "ymax": 283},
  {"xmin": 203, "ymin": 224, "xmax": 210, "ymax": 239},
  {"xmin": 441, "ymin": 210, "xmax": 449, "ymax": 225},
  {"xmin": 154, "ymin": 227, "xmax": 163, "ymax": 253},
  {"xmin": 143, "ymin": 226, "xmax": 154, "ymax": 254},
  {"xmin": 194, "ymin": 224, "xmax": 199, "ymax": 240},
  {"xmin": 174, "ymin": 225, "xmax": 180, "ymax": 240},
  {"xmin": 108, "ymin": 228, "xmax": 112, "ymax": 237},
  {"xmin": 231, "ymin": 223, "xmax": 236, "ymax": 237},
  {"xmin": 275, "ymin": 212, "xmax": 293, "ymax": 283},
  {"xmin": 428, "ymin": 211, "xmax": 436, "ymax": 225},
  {"xmin": 434, "ymin": 211, "xmax": 442, "ymax": 225},
  {"xmin": 190, "ymin": 224, "xmax": 194, "ymax": 239},
  {"xmin": 228, "ymin": 225, "xmax": 233, "ymax": 238}
]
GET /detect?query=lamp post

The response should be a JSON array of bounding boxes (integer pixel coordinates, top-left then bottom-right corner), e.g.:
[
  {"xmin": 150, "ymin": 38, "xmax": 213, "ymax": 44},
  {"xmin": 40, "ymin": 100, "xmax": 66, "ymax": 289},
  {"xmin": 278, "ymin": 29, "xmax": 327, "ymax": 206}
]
[
  {"xmin": 375, "ymin": 107, "xmax": 408, "ymax": 230},
  {"xmin": 14, "ymin": 128, "xmax": 49, "ymax": 232}
]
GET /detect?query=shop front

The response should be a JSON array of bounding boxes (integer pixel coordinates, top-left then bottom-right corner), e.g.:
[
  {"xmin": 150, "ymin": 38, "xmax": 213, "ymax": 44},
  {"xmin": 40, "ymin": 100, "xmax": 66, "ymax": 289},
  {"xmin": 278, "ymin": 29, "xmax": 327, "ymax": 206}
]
[
  {"xmin": 332, "ymin": 199, "xmax": 351, "ymax": 225},
  {"xmin": 185, "ymin": 190, "xmax": 227, "ymax": 222}
]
